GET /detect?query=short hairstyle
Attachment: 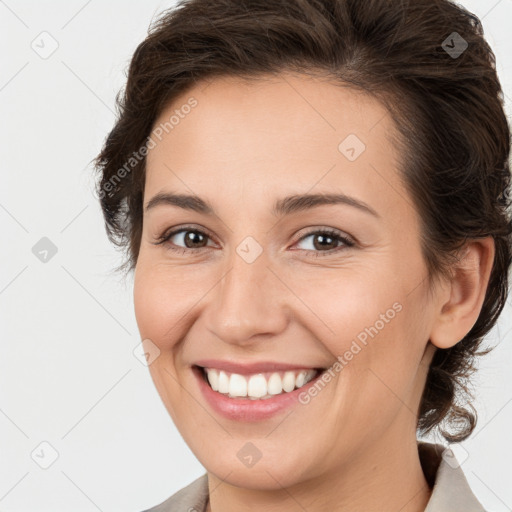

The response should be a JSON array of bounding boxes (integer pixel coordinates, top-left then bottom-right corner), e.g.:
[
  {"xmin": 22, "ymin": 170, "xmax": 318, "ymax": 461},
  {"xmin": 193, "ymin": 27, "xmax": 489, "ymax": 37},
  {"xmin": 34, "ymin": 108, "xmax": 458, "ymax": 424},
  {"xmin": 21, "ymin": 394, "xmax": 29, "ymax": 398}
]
[{"xmin": 94, "ymin": 0, "xmax": 512, "ymax": 443}]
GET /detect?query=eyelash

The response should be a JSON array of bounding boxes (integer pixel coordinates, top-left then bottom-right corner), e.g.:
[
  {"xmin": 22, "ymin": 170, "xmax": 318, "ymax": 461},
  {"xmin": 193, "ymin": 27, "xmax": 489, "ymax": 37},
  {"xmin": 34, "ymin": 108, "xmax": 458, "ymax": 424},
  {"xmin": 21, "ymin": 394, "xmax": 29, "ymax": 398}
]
[{"xmin": 154, "ymin": 225, "xmax": 355, "ymax": 258}]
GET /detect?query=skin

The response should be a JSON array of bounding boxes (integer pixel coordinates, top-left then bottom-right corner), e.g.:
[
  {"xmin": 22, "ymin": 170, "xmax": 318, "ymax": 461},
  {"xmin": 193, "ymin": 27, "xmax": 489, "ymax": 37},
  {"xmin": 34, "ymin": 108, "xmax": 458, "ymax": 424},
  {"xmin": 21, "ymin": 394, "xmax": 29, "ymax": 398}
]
[{"xmin": 133, "ymin": 71, "xmax": 495, "ymax": 512}]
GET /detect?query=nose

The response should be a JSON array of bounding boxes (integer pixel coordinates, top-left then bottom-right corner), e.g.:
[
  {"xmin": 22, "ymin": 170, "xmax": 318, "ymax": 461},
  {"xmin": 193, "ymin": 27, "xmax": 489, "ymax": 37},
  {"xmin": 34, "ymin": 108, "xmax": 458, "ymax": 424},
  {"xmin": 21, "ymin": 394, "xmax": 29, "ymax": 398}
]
[{"xmin": 203, "ymin": 246, "xmax": 289, "ymax": 346}]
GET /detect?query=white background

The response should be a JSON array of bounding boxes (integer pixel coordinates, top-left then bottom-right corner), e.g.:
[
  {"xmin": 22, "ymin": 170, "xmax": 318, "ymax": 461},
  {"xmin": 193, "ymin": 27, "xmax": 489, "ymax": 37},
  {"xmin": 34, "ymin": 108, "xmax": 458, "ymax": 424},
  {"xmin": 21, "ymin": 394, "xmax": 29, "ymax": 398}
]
[{"xmin": 1, "ymin": 1, "xmax": 511, "ymax": 510}]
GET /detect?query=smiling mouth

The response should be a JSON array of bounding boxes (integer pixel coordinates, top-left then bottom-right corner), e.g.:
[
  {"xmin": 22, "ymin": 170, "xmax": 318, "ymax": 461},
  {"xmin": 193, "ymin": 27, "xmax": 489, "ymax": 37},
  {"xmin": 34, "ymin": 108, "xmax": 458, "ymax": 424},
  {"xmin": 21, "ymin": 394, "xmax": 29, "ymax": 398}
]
[{"xmin": 195, "ymin": 365, "xmax": 325, "ymax": 400}]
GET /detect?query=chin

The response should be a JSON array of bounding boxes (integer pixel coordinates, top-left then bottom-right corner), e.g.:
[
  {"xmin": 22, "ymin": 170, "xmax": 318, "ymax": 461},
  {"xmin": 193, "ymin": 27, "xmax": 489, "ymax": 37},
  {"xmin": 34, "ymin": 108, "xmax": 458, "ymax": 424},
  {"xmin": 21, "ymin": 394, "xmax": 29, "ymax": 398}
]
[{"xmin": 193, "ymin": 442, "xmax": 317, "ymax": 491}]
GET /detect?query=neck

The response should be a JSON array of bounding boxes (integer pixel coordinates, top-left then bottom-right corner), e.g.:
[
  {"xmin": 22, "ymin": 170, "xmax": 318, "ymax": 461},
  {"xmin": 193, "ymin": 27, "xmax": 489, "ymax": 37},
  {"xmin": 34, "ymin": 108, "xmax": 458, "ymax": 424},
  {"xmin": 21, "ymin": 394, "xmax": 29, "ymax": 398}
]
[{"xmin": 206, "ymin": 429, "xmax": 432, "ymax": 512}]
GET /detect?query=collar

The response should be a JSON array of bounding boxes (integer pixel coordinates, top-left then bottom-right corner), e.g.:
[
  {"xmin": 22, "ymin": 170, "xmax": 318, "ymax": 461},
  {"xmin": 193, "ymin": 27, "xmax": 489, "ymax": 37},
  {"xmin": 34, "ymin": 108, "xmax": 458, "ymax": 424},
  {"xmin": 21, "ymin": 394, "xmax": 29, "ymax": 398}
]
[{"xmin": 418, "ymin": 441, "xmax": 486, "ymax": 511}]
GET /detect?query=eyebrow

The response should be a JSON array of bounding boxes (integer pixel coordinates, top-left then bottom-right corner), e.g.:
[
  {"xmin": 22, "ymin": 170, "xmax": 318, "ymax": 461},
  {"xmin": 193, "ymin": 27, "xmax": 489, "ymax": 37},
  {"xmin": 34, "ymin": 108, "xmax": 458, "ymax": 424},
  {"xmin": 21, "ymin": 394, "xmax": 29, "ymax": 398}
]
[{"xmin": 144, "ymin": 191, "xmax": 380, "ymax": 218}]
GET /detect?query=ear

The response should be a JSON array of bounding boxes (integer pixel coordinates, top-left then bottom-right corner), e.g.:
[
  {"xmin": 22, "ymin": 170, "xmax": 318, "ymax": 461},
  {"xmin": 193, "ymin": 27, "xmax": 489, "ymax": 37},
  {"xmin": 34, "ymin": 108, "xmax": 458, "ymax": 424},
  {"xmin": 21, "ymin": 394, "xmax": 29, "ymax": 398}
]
[{"xmin": 429, "ymin": 237, "xmax": 495, "ymax": 349}]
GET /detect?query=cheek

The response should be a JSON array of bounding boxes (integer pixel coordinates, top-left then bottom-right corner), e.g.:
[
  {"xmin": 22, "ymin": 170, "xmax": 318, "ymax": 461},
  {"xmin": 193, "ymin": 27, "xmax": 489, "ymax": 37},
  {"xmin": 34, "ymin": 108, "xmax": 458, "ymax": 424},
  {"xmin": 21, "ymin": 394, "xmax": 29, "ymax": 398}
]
[
  {"xmin": 288, "ymin": 264, "xmax": 401, "ymax": 350},
  {"xmin": 133, "ymin": 260, "xmax": 203, "ymax": 350},
  {"xmin": 298, "ymin": 264, "xmax": 427, "ymax": 405}
]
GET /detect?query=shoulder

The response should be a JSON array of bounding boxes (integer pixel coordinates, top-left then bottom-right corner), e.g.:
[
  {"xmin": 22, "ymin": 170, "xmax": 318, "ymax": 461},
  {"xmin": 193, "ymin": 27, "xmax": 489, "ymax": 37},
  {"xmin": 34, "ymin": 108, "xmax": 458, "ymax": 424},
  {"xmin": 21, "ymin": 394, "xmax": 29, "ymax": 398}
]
[{"xmin": 141, "ymin": 473, "xmax": 209, "ymax": 512}]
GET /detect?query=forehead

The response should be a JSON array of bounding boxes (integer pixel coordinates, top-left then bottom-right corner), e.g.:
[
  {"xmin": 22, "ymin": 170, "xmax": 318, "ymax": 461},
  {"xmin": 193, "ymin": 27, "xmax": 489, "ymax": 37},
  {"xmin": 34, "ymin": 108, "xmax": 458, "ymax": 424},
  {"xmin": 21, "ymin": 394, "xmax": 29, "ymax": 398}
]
[{"xmin": 145, "ymin": 72, "xmax": 409, "ymax": 220}]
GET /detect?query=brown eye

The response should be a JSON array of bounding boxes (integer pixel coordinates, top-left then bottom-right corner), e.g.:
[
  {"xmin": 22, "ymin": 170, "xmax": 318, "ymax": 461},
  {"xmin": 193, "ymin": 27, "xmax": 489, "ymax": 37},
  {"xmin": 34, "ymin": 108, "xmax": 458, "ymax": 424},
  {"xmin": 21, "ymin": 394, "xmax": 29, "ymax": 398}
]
[
  {"xmin": 155, "ymin": 227, "xmax": 214, "ymax": 253},
  {"xmin": 179, "ymin": 230, "xmax": 209, "ymax": 249},
  {"xmin": 294, "ymin": 229, "xmax": 355, "ymax": 257},
  {"xmin": 312, "ymin": 233, "xmax": 338, "ymax": 251}
]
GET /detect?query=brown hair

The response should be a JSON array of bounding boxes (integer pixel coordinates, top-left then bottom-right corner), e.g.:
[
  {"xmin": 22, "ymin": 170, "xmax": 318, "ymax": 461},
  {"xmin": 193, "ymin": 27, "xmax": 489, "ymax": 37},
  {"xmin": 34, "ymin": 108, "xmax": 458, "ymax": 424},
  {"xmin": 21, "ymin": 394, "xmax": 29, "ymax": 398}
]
[{"xmin": 94, "ymin": 0, "xmax": 512, "ymax": 443}]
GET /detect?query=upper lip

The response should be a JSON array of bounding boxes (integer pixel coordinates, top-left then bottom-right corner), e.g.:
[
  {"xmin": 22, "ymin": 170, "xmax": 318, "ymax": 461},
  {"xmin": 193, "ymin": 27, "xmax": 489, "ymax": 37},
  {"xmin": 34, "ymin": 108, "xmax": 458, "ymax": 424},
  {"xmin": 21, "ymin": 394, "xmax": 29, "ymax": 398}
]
[{"xmin": 193, "ymin": 359, "xmax": 325, "ymax": 375}]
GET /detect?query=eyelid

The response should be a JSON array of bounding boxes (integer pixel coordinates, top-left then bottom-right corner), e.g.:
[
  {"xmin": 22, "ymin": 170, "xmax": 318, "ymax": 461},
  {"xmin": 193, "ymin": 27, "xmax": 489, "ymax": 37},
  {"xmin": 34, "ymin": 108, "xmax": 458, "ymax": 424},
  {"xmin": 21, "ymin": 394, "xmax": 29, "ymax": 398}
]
[
  {"xmin": 154, "ymin": 224, "xmax": 355, "ymax": 256},
  {"xmin": 291, "ymin": 226, "xmax": 355, "ymax": 246},
  {"xmin": 154, "ymin": 224, "xmax": 217, "ymax": 246}
]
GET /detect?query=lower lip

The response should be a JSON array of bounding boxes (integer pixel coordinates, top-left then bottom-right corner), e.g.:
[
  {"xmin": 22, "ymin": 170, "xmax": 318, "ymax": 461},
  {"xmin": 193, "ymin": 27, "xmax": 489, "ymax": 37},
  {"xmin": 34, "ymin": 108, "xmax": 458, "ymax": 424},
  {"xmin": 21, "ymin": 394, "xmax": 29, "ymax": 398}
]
[{"xmin": 192, "ymin": 365, "xmax": 325, "ymax": 422}]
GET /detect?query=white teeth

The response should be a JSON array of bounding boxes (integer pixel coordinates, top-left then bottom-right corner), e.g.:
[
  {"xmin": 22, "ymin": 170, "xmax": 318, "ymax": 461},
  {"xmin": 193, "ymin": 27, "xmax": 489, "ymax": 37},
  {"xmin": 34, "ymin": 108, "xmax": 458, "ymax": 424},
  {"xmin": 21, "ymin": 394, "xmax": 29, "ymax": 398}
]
[
  {"xmin": 203, "ymin": 367, "xmax": 319, "ymax": 399},
  {"xmin": 218, "ymin": 370, "xmax": 229, "ymax": 394},
  {"xmin": 206, "ymin": 368, "xmax": 219, "ymax": 391},
  {"xmin": 282, "ymin": 371, "xmax": 296, "ymax": 392},
  {"xmin": 267, "ymin": 373, "xmax": 283, "ymax": 395},
  {"xmin": 295, "ymin": 371, "xmax": 306, "ymax": 388},
  {"xmin": 229, "ymin": 373, "xmax": 247, "ymax": 397},
  {"xmin": 247, "ymin": 374, "xmax": 267, "ymax": 398}
]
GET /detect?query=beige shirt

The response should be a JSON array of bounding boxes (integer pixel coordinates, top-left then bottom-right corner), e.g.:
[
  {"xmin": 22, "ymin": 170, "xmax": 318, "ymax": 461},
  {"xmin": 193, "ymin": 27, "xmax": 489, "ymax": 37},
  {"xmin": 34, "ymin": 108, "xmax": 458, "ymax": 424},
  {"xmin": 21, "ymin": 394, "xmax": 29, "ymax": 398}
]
[{"xmin": 143, "ymin": 441, "xmax": 486, "ymax": 511}]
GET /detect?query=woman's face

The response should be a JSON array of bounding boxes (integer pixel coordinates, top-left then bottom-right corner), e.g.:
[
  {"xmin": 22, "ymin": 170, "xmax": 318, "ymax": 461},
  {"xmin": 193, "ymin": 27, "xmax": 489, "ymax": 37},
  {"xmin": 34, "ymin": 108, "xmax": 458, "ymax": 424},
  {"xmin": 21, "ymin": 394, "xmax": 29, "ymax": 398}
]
[{"xmin": 133, "ymin": 72, "xmax": 439, "ymax": 488}]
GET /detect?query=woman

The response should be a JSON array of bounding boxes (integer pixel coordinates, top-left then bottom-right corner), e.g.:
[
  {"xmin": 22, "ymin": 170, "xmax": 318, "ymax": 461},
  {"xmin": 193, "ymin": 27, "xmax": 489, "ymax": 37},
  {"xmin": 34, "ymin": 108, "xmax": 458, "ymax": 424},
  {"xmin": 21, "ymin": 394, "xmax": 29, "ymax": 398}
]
[{"xmin": 94, "ymin": 0, "xmax": 511, "ymax": 510}]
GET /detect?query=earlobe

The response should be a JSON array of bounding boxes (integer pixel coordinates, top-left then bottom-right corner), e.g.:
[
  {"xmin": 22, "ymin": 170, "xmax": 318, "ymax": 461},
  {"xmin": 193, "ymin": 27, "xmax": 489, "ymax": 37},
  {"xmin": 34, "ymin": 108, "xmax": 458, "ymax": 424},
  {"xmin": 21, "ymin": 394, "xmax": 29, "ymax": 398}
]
[{"xmin": 429, "ymin": 237, "xmax": 495, "ymax": 350}]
